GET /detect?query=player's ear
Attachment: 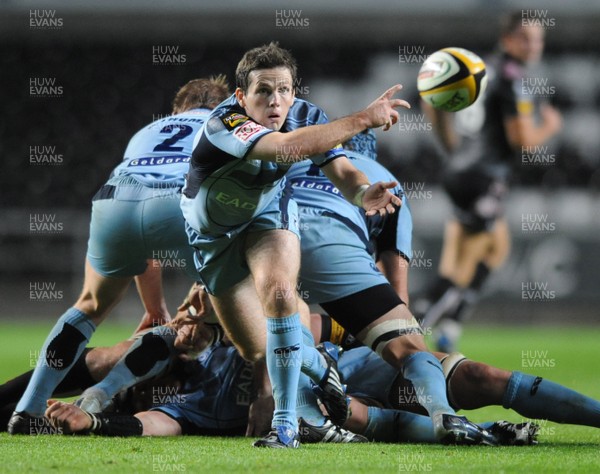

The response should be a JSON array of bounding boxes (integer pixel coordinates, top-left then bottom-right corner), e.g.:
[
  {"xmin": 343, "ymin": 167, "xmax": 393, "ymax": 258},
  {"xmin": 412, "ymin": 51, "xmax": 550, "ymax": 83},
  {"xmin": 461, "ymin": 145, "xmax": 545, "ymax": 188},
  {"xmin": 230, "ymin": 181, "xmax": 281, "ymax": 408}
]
[{"xmin": 235, "ymin": 88, "xmax": 246, "ymax": 108}]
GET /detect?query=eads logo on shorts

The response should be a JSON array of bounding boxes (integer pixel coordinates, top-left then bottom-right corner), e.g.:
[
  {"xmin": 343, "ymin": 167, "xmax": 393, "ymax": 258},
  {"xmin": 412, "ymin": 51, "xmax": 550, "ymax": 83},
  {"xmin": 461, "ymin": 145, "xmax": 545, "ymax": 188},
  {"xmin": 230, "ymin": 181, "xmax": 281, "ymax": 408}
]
[{"xmin": 215, "ymin": 191, "xmax": 257, "ymax": 210}]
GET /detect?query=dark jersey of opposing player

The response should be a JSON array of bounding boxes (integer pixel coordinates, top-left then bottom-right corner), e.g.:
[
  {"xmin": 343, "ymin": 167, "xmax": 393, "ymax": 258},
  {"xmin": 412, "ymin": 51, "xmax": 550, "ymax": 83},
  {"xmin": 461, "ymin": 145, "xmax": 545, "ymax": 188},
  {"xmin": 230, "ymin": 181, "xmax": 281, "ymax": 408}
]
[
  {"xmin": 181, "ymin": 95, "xmax": 344, "ymax": 233},
  {"xmin": 450, "ymin": 51, "xmax": 539, "ymax": 170},
  {"xmin": 443, "ymin": 52, "xmax": 544, "ymax": 230}
]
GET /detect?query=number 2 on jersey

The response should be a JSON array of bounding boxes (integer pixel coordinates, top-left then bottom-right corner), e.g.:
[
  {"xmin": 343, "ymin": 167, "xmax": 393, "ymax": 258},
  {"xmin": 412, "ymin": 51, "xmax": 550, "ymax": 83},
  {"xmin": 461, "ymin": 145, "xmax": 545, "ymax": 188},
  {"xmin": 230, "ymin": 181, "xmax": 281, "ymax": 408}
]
[{"xmin": 153, "ymin": 125, "xmax": 193, "ymax": 152}]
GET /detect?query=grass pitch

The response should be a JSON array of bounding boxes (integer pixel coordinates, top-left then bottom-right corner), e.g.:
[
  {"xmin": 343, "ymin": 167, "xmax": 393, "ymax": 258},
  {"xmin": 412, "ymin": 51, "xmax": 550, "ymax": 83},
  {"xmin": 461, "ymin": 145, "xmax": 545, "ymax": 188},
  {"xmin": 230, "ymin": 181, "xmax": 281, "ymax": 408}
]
[{"xmin": 1, "ymin": 322, "xmax": 599, "ymax": 473}]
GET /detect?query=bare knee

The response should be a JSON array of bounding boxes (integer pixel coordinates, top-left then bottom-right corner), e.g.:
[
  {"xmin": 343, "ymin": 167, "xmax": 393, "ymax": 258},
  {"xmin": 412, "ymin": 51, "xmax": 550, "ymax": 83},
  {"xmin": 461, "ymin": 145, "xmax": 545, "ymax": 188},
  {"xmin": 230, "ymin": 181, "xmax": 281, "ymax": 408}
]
[
  {"xmin": 253, "ymin": 273, "xmax": 297, "ymax": 317},
  {"xmin": 381, "ymin": 335, "xmax": 428, "ymax": 369},
  {"xmin": 85, "ymin": 341, "xmax": 133, "ymax": 381},
  {"xmin": 85, "ymin": 348, "xmax": 117, "ymax": 381},
  {"xmin": 236, "ymin": 346, "xmax": 265, "ymax": 363}
]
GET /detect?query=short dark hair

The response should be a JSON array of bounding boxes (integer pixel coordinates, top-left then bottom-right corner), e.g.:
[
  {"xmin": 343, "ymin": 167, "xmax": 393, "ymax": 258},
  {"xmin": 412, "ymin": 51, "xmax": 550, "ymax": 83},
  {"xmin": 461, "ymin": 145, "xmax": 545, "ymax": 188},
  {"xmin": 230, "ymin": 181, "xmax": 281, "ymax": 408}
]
[
  {"xmin": 235, "ymin": 42, "xmax": 297, "ymax": 92},
  {"xmin": 172, "ymin": 75, "xmax": 230, "ymax": 114},
  {"xmin": 500, "ymin": 11, "xmax": 527, "ymax": 37}
]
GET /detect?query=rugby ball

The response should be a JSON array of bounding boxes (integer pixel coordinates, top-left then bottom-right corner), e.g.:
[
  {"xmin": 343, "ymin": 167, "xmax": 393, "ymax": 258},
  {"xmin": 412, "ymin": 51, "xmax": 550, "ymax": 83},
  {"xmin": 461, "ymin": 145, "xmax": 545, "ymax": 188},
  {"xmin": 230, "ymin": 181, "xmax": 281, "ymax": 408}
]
[{"xmin": 417, "ymin": 47, "xmax": 487, "ymax": 112}]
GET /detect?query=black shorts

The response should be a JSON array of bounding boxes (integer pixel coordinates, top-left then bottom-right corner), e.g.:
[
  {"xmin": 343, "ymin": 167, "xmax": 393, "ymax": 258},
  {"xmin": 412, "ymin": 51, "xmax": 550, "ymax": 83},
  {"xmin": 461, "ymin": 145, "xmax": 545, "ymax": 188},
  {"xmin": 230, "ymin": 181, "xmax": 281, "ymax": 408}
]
[
  {"xmin": 443, "ymin": 163, "xmax": 509, "ymax": 233},
  {"xmin": 320, "ymin": 283, "xmax": 404, "ymax": 336}
]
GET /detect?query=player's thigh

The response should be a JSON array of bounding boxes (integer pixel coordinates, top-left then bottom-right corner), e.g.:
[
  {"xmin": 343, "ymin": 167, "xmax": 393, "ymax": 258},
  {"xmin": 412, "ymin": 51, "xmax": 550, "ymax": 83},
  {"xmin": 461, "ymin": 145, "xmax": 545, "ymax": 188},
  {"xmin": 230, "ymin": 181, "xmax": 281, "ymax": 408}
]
[
  {"xmin": 245, "ymin": 228, "xmax": 300, "ymax": 283},
  {"xmin": 134, "ymin": 263, "xmax": 168, "ymax": 314},
  {"xmin": 356, "ymin": 303, "xmax": 428, "ymax": 365},
  {"xmin": 377, "ymin": 250, "xmax": 409, "ymax": 304},
  {"xmin": 438, "ymin": 219, "xmax": 469, "ymax": 281},
  {"xmin": 245, "ymin": 229, "xmax": 300, "ymax": 315},
  {"xmin": 440, "ymin": 221, "xmax": 492, "ymax": 287},
  {"xmin": 453, "ymin": 231, "xmax": 494, "ymax": 286},
  {"xmin": 484, "ymin": 217, "xmax": 511, "ymax": 269},
  {"xmin": 208, "ymin": 275, "xmax": 267, "ymax": 362}
]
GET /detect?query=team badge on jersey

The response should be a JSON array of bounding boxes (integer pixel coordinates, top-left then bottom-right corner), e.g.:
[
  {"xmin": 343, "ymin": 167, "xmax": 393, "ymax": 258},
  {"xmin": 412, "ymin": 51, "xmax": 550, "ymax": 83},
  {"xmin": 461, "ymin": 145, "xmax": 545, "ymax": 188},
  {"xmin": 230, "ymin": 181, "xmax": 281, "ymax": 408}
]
[
  {"xmin": 221, "ymin": 113, "xmax": 249, "ymax": 130},
  {"xmin": 233, "ymin": 121, "xmax": 268, "ymax": 143}
]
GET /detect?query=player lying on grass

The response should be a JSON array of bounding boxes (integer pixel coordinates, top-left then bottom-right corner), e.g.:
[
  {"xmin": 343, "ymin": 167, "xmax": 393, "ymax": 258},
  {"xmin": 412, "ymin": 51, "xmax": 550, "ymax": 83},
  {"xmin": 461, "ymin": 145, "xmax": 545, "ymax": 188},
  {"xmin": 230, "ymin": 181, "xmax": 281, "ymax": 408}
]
[
  {"xmin": 2, "ymin": 284, "xmax": 366, "ymax": 442},
  {"xmin": 39, "ymin": 343, "xmax": 519, "ymax": 445},
  {"xmin": 3, "ymin": 284, "xmax": 599, "ymax": 443},
  {"xmin": 41, "ymin": 311, "xmax": 600, "ymax": 446},
  {"xmin": 23, "ymin": 291, "xmax": 510, "ymax": 444},
  {"xmin": 315, "ymin": 314, "xmax": 600, "ymax": 444},
  {"xmin": 8, "ymin": 77, "xmax": 231, "ymax": 434}
]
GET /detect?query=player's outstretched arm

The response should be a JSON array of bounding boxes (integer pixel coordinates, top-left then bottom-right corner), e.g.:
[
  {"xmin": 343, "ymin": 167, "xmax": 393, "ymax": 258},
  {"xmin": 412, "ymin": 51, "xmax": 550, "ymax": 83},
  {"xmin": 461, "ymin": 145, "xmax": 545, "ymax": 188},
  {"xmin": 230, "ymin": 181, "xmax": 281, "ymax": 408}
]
[{"xmin": 249, "ymin": 85, "xmax": 410, "ymax": 162}]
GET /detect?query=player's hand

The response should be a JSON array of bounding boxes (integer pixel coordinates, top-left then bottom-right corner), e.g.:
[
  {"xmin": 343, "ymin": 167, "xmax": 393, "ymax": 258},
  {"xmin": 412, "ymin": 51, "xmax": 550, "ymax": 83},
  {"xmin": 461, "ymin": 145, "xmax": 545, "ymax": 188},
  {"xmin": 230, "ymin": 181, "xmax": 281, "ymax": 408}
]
[
  {"xmin": 45, "ymin": 399, "xmax": 92, "ymax": 434},
  {"xmin": 169, "ymin": 284, "xmax": 215, "ymax": 355},
  {"xmin": 245, "ymin": 395, "xmax": 274, "ymax": 437},
  {"xmin": 540, "ymin": 103, "xmax": 562, "ymax": 135},
  {"xmin": 172, "ymin": 319, "xmax": 213, "ymax": 358},
  {"xmin": 362, "ymin": 181, "xmax": 402, "ymax": 216},
  {"xmin": 133, "ymin": 311, "xmax": 172, "ymax": 336},
  {"xmin": 362, "ymin": 85, "xmax": 411, "ymax": 131},
  {"xmin": 176, "ymin": 283, "xmax": 210, "ymax": 317}
]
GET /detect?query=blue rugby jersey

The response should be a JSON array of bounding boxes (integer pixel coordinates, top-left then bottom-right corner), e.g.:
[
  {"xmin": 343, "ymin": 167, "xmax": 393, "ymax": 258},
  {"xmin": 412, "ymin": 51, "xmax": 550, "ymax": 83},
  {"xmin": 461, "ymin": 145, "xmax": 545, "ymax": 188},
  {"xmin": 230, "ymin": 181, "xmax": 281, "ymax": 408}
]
[
  {"xmin": 288, "ymin": 151, "xmax": 411, "ymax": 259},
  {"xmin": 111, "ymin": 108, "xmax": 211, "ymax": 188},
  {"xmin": 181, "ymin": 95, "xmax": 345, "ymax": 233}
]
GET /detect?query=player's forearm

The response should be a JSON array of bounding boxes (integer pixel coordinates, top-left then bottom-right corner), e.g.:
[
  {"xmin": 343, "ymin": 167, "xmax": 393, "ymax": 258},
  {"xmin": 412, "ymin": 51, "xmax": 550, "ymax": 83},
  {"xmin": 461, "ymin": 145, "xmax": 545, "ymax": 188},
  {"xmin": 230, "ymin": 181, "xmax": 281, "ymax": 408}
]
[
  {"xmin": 322, "ymin": 158, "xmax": 371, "ymax": 204},
  {"xmin": 506, "ymin": 116, "xmax": 558, "ymax": 148},
  {"xmin": 424, "ymin": 104, "xmax": 460, "ymax": 153},
  {"xmin": 514, "ymin": 125, "xmax": 556, "ymax": 148},
  {"xmin": 251, "ymin": 113, "xmax": 371, "ymax": 162}
]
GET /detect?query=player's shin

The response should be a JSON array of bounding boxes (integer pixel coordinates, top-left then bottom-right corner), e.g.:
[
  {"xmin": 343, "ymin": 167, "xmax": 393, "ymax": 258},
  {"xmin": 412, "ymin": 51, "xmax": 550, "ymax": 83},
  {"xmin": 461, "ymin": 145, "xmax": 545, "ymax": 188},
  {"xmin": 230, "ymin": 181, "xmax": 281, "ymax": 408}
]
[
  {"xmin": 266, "ymin": 312, "xmax": 303, "ymax": 433},
  {"xmin": 503, "ymin": 371, "xmax": 600, "ymax": 428},
  {"xmin": 364, "ymin": 406, "xmax": 437, "ymax": 443},
  {"xmin": 77, "ymin": 326, "xmax": 177, "ymax": 412},
  {"xmin": 0, "ymin": 348, "xmax": 95, "ymax": 408},
  {"xmin": 363, "ymin": 319, "xmax": 454, "ymax": 416},
  {"xmin": 300, "ymin": 325, "xmax": 327, "ymax": 382},
  {"xmin": 15, "ymin": 308, "xmax": 96, "ymax": 416},
  {"xmin": 296, "ymin": 372, "xmax": 326, "ymax": 427}
]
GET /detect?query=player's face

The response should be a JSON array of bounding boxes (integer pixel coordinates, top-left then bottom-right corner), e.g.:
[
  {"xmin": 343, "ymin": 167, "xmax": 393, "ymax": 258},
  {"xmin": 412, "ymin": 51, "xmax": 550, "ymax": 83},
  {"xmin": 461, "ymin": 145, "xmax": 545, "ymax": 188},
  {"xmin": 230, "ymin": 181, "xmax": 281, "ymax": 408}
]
[
  {"xmin": 236, "ymin": 67, "xmax": 295, "ymax": 131},
  {"xmin": 503, "ymin": 25, "xmax": 545, "ymax": 64}
]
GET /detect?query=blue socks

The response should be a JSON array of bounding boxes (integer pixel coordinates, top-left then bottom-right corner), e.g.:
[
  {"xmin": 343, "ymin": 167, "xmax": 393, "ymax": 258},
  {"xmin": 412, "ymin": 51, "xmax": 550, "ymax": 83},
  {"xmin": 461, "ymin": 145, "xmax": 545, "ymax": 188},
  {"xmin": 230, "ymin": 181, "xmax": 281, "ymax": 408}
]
[
  {"xmin": 300, "ymin": 325, "xmax": 327, "ymax": 384},
  {"xmin": 503, "ymin": 371, "xmax": 600, "ymax": 428},
  {"xmin": 93, "ymin": 326, "xmax": 177, "ymax": 400},
  {"xmin": 401, "ymin": 351, "xmax": 455, "ymax": 417},
  {"xmin": 364, "ymin": 406, "xmax": 436, "ymax": 443},
  {"xmin": 296, "ymin": 372, "xmax": 327, "ymax": 426},
  {"xmin": 296, "ymin": 326, "xmax": 327, "ymax": 426},
  {"xmin": 16, "ymin": 308, "xmax": 96, "ymax": 416},
  {"xmin": 266, "ymin": 313, "xmax": 303, "ymax": 431}
]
